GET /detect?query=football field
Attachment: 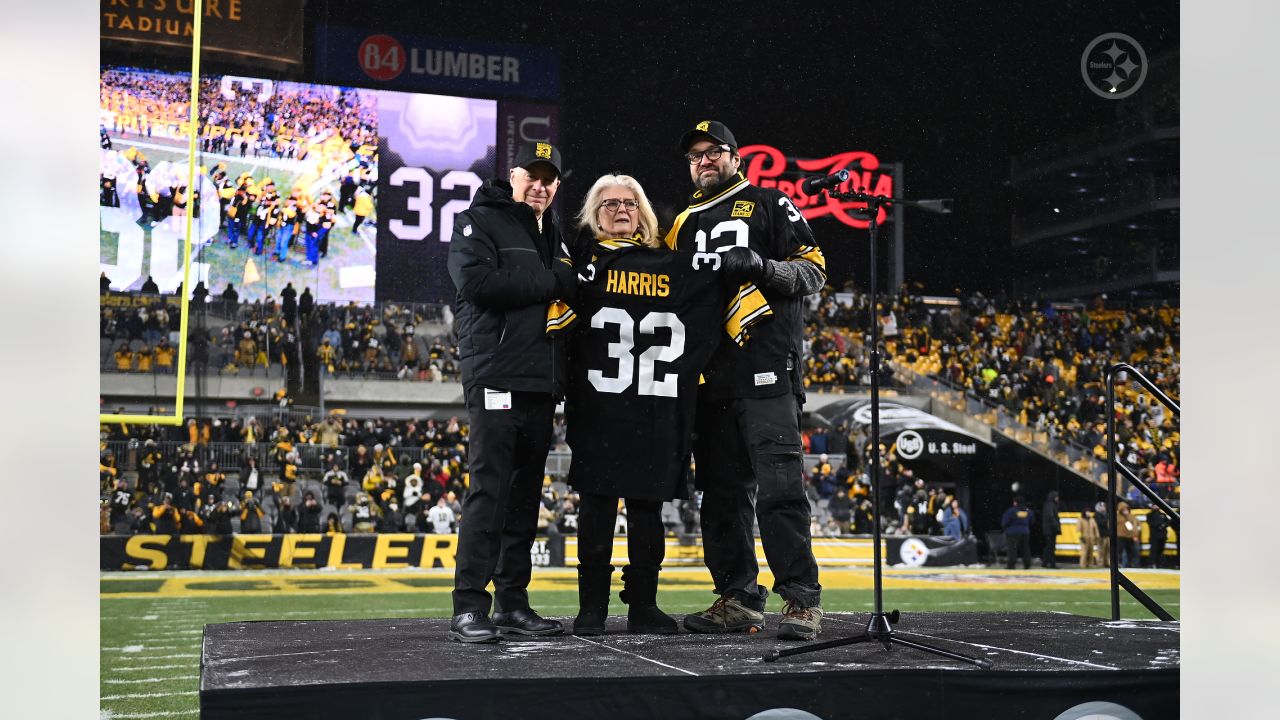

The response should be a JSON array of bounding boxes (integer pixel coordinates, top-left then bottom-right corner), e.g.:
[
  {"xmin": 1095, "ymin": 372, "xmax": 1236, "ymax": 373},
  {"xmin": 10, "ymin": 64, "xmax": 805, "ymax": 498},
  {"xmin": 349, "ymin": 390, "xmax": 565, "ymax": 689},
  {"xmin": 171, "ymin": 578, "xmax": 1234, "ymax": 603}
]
[{"xmin": 100, "ymin": 566, "xmax": 1180, "ymax": 719}]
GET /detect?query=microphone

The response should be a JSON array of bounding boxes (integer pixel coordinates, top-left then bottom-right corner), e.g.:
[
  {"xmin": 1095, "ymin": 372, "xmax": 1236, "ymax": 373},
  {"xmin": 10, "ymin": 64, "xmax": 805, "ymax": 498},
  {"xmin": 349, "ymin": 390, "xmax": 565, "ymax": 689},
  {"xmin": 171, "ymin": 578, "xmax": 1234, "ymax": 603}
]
[{"xmin": 801, "ymin": 169, "xmax": 850, "ymax": 195}]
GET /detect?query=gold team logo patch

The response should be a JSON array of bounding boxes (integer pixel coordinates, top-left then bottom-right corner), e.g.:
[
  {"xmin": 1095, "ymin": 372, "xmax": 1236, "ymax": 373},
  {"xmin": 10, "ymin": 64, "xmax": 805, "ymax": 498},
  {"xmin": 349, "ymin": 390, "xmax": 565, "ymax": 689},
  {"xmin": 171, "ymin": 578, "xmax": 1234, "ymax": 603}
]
[
  {"xmin": 535, "ymin": 143, "xmax": 553, "ymax": 159},
  {"xmin": 731, "ymin": 200, "xmax": 755, "ymax": 218},
  {"xmin": 696, "ymin": 121, "xmax": 711, "ymax": 132}
]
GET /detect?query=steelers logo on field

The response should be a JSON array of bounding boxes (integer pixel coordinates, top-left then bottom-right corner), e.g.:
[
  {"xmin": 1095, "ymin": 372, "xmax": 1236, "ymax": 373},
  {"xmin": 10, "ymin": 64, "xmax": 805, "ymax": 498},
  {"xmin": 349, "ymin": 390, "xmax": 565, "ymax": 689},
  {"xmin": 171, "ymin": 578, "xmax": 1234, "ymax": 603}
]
[
  {"xmin": 896, "ymin": 430, "xmax": 924, "ymax": 460},
  {"xmin": 899, "ymin": 538, "xmax": 930, "ymax": 567},
  {"xmin": 535, "ymin": 142, "xmax": 553, "ymax": 159},
  {"xmin": 696, "ymin": 120, "xmax": 711, "ymax": 132}
]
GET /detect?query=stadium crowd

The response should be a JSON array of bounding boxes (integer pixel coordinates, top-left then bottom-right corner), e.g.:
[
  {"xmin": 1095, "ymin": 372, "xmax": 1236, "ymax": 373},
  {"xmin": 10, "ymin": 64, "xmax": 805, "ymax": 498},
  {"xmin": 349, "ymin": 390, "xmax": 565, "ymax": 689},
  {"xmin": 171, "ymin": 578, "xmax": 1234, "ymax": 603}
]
[
  {"xmin": 800, "ymin": 286, "xmax": 1181, "ymax": 501},
  {"xmin": 100, "ymin": 282, "xmax": 1179, "ymax": 538},
  {"xmin": 101, "ymin": 67, "xmax": 377, "ymax": 162},
  {"xmin": 100, "ymin": 412, "xmax": 473, "ymax": 536},
  {"xmin": 100, "ymin": 288, "xmax": 459, "ymax": 381},
  {"xmin": 95, "ymin": 403, "xmax": 948, "ymax": 546}
]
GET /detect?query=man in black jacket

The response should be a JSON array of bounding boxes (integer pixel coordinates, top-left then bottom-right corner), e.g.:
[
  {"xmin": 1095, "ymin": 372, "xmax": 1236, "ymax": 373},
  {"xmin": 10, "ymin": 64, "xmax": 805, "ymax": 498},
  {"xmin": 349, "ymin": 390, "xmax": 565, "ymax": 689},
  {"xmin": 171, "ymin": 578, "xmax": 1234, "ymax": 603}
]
[
  {"xmin": 1041, "ymin": 491, "xmax": 1061, "ymax": 568},
  {"xmin": 446, "ymin": 141, "xmax": 577, "ymax": 643}
]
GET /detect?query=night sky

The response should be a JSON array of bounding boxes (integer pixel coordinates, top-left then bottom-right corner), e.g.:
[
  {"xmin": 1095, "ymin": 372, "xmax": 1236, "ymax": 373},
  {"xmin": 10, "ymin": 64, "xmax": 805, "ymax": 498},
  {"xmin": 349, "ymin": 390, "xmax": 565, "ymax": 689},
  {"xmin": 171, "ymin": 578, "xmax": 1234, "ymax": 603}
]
[{"xmin": 326, "ymin": 1, "xmax": 1180, "ymax": 295}]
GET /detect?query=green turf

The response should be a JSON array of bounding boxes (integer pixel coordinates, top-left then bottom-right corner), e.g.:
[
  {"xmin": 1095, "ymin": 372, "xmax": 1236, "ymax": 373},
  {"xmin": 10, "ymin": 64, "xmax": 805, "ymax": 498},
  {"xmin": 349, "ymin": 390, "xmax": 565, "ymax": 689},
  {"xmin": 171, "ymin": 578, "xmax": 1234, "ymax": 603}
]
[
  {"xmin": 100, "ymin": 583, "xmax": 1178, "ymax": 718},
  {"xmin": 99, "ymin": 578, "xmax": 166, "ymax": 594}
]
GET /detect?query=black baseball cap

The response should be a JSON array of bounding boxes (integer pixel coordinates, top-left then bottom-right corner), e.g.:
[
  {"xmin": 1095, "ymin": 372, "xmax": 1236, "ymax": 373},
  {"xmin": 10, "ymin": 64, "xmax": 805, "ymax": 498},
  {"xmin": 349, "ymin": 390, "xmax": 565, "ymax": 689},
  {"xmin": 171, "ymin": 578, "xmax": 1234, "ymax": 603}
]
[
  {"xmin": 679, "ymin": 120, "xmax": 738, "ymax": 153},
  {"xmin": 514, "ymin": 141, "xmax": 563, "ymax": 178}
]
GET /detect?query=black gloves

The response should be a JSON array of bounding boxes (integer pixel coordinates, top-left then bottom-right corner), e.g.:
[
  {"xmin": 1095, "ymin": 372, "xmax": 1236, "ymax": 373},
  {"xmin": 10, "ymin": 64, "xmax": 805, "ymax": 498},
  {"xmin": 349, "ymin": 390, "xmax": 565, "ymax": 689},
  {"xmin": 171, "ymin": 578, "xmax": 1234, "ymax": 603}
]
[
  {"xmin": 551, "ymin": 260, "xmax": 579, "ymax": 302},
  {"xmin": 721, "ymin": 246, "xmax": 772, "ymax": 284}
]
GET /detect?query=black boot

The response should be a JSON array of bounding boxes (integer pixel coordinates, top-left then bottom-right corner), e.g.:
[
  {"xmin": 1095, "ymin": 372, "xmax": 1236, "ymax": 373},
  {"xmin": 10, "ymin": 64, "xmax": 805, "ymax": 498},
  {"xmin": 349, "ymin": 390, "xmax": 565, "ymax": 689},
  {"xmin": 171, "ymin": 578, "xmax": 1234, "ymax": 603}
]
[
  {"xmin": 620, "ymin": 565, "xmax": 678, "ymax": 635},
  {"xmin": 573, "ymin": 564, "xmax": 613, "ymax": 636}
]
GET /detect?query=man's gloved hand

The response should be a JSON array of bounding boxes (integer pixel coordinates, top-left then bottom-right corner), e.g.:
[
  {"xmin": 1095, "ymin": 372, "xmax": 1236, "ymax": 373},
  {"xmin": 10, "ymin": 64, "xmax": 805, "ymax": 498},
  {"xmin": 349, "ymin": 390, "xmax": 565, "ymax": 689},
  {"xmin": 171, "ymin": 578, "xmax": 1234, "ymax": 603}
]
[
  {"xmin": 551, "ymin": 260, "xmax": 579, "ymax": 301},
  {"xmin": 721, "ymin": 246, "xmax": 772, "ymax": 284}
]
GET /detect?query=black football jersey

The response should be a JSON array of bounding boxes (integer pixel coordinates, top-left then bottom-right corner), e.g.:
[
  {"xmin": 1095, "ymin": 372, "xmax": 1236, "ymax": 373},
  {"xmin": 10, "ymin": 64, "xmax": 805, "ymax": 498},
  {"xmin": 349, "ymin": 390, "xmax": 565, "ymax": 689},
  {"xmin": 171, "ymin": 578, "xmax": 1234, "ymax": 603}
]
[
  {"xmin": 557, "ymin": 242, "xmax": 764, "ymax": 500},
  {"xmin": 664, "ymin": 172, "xmax": 825, "ymax": 400}
]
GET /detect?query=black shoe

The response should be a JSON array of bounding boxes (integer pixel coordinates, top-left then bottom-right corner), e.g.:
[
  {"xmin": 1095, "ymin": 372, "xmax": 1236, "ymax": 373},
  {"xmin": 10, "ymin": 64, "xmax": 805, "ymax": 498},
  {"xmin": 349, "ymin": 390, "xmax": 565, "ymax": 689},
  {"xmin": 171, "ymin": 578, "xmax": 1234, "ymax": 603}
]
[
  {"xmin": 492, "ymin": 608, "xmax": 564, "ymax": 636},
  {"xmin": 449, "ymin": 612, "xmax": 500, "ymax": 643}
]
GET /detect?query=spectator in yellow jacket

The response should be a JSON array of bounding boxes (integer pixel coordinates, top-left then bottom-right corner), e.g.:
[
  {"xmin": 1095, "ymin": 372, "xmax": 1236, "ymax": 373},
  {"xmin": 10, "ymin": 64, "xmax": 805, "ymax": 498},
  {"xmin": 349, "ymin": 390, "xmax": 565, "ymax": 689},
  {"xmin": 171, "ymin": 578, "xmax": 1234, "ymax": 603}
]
[{"xmin": 352, "ymin": 186, "xmax": 374, "ymax": 233}]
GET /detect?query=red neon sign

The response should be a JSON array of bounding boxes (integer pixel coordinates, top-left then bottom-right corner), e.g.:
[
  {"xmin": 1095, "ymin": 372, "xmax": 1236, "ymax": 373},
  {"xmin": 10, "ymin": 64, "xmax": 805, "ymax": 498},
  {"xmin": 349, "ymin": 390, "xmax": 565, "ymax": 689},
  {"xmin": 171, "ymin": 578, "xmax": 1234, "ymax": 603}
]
[{"xmin": 739, "ymin": 145, "xmax": 894, "ymax": 228}]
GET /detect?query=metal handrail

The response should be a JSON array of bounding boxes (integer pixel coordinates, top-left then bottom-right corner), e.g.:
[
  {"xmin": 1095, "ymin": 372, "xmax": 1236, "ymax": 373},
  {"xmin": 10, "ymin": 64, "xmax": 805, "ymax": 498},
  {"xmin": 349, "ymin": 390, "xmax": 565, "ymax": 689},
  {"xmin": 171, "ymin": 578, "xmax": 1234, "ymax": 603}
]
[{"xmin": 1105, "ymin": 362, "xmax": 1180, "ymax": 621}]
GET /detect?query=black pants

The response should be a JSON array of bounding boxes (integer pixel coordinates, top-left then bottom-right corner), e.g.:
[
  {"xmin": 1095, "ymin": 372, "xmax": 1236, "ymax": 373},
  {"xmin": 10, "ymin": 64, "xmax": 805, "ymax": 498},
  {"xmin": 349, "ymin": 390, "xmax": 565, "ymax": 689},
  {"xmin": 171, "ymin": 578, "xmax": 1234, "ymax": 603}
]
[
  {"xmin": 693, "ymin": 392, "xmax": 821, "ymax": 607},
  {"xmin": 1042, "ymin": 532, "xmax": 1058, "ymax": 568},
  {"xmin": 1148, "ymin": 533, "xmax": 1166, "ymax": 568},
  {"xmin": 452, "ymin": 387, "xmax": 554, "ymax": 616},
  {"xmin": 1006, "ymin": 533, "xmax": 1031, "ymax": 569},
  {"xmin": 577, "ymin": 493, "xmax": 664, "ymax": 568}
]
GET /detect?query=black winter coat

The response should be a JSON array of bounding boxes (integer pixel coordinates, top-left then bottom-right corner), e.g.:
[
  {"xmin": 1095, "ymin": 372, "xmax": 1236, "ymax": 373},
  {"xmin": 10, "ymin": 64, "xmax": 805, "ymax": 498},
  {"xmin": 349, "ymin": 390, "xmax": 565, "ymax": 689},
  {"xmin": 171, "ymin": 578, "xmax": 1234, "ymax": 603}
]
[
  {"xmin": 1042, "ymin": 492, "xmax": 1061, "ymax": 535},
  {"xmin": 447, "ymin": 179, "xmax": 567, "ymax": 395}
]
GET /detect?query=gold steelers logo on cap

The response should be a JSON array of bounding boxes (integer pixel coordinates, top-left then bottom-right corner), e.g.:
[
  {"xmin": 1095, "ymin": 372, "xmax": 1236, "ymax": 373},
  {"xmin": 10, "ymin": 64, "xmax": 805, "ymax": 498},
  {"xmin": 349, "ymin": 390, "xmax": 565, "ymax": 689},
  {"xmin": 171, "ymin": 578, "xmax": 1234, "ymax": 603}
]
[
  {"xmin": 696, "ymin": 121, "xmax": 711, "ymax": 131},
  {"xmin": 535, "ymin": 142, "xmax": 553, "ymax": 158}
]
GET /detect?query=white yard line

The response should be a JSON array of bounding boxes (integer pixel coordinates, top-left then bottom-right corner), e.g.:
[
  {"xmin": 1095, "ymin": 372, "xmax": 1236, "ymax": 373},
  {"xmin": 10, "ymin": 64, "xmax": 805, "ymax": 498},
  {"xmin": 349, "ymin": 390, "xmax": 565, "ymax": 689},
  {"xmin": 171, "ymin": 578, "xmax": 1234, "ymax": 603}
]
[
  {"xmin": 112, "ymin": 664, "xmax": 192, "ymax": 672},
  {"xmin": 100, "ymin": 691, "xmax": 197, "ymax": 701},
  {"xmin": 102, "ymin": 676, "xmax": 199, "ymax": 685},
  {"xmin": 100, "ymin": 711, "xmax": 197, "ymax": 719},
  {"xmin": 103, "ymin": 646, "xmax": 192, "ymax": 652},
  {"xmin": 113, "ymin": 654, "xmax": 200, "ymax": 661}
]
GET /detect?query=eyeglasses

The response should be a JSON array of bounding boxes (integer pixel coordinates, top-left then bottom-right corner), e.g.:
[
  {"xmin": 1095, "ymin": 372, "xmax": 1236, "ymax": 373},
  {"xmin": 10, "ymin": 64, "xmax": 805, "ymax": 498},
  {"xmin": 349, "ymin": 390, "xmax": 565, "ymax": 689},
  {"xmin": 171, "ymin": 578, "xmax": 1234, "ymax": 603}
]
[
  {"xmin": 600, "ymin": 198, "xmax": 639, "ymax": 212},
  {"xmin": 685, "ymin": 145, "xmax": 730, "ymax": 164}
]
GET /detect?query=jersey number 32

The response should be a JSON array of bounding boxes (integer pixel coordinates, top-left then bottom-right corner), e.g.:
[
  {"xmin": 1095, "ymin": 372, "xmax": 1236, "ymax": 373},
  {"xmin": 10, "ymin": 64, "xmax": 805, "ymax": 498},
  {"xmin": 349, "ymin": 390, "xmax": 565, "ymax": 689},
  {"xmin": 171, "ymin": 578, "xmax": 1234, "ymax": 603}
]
[{"xmin": 587, "ymin": 307, "xmax": 685, "ymax": 398}]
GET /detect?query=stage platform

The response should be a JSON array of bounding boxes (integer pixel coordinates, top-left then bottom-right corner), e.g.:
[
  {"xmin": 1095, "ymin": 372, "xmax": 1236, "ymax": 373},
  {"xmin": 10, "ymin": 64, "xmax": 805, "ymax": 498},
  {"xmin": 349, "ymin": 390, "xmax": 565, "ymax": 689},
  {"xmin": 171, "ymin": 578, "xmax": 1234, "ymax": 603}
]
[{"xmin": 201, "ymin": 611, "xmax": 1178, "ymax": 719}]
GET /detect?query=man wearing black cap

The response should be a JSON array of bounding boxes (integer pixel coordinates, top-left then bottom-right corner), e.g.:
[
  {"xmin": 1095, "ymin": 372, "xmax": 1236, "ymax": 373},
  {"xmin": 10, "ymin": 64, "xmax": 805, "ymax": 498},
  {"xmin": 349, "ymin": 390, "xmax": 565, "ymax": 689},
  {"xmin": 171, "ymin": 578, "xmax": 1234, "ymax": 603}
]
[
  {"xmin": 446, "ymin": 141, "xmax": 578, "ymax": 643},
  {"xmin": 670, "ymin": 120, "xmax": 827, "ymax": 640}
]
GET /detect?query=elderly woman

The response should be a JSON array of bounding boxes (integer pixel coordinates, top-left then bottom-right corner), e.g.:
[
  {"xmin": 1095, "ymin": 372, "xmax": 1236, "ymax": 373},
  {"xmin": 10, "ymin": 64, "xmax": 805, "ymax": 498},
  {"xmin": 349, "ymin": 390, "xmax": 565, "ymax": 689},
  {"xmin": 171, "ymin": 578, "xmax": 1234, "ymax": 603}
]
[
  {"xmin": 575, "ymin": 172, "xmax": 661, "ymax": 253},
  {"xmin": 564, "ymin": 173, "xmax": 675, "ymax": 636}
]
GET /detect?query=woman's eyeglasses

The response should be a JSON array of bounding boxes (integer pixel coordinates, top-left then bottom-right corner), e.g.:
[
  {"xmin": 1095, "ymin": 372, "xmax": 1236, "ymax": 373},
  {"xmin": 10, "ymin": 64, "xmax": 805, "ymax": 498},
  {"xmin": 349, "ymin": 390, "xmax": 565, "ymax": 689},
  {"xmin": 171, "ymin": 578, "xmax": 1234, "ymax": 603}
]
[{"xmin": 600, "ymin": 199, "xmax": 639, "ymax": 212}]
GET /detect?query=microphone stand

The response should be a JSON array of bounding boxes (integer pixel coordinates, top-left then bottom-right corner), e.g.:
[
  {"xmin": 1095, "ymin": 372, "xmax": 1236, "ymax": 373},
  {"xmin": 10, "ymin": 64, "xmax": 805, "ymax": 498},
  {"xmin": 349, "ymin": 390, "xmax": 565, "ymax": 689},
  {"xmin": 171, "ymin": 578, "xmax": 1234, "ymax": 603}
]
[{"xmin": 764, "ymin": 188, "xmax": 990, "ymax": 668}]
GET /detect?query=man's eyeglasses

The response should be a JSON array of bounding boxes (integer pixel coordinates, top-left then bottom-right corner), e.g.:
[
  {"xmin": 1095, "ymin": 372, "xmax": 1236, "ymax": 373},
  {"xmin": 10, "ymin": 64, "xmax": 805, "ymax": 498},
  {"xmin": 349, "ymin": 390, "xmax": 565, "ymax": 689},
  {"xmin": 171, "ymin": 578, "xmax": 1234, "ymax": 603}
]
[
  {"xmin": 600, "ymin": 199, "xmax": 640, "ymax": 212},
  {"xmin": 685, "ymin": 145, "xmax": 730, "ymax": 164}
]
